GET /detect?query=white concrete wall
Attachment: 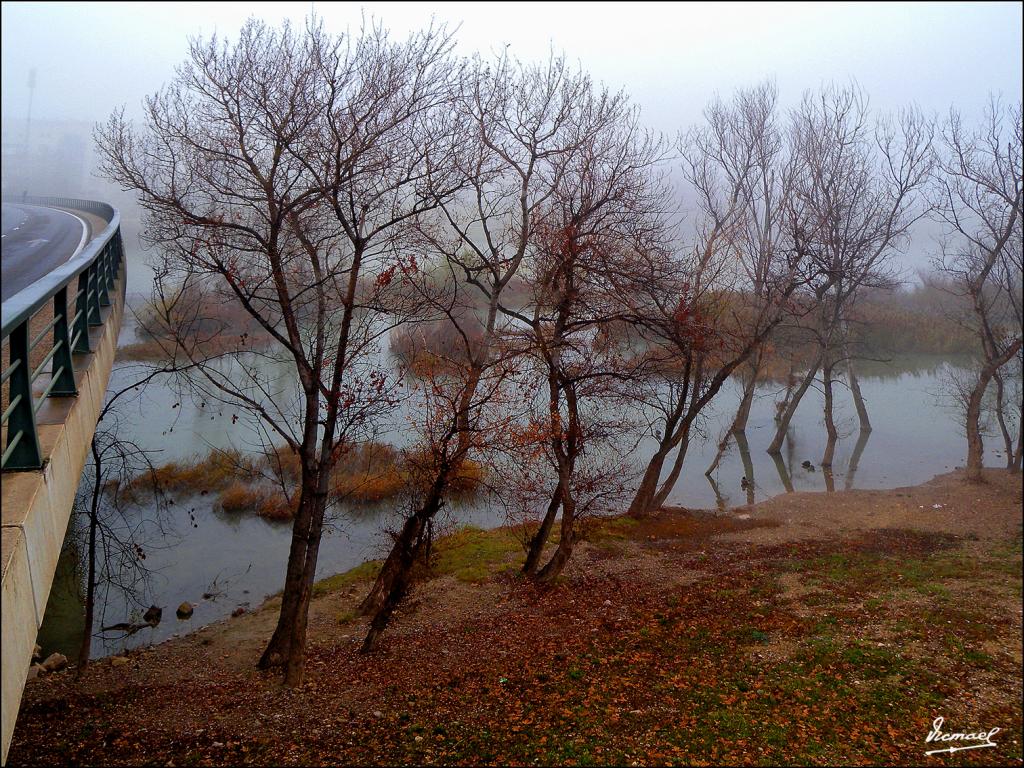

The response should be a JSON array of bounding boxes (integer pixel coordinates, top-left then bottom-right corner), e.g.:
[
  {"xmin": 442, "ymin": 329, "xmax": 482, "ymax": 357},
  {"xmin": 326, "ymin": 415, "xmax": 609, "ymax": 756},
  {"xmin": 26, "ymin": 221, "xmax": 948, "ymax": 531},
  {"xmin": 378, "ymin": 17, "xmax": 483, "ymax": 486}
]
[{"xmin": 1, "ymin": 266, "xmax": 123, "ymax": 765}]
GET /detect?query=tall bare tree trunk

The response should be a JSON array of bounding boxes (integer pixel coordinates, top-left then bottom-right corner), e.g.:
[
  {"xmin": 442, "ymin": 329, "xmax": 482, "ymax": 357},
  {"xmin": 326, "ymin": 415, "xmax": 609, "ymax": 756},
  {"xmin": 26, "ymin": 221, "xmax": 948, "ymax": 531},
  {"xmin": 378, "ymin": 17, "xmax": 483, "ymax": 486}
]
[
  {"xmin": 259, "ymin": 458, "xmax": 326, "ymax": 677},
  {"xmin": 360, "ymin": 509, "xmax": 431, "ymax": 654},
  {"xmin": 822, "ymin": 465, "xmax": 836, "ymax": 493},
  {"xmin": 522, "ymin": 487, "xmax": 562, "ymax": 576},
  {"xmin": 258, "ymin": 506, "xmax": 310, "ymax": 670},
  {"xmin": 768, "ymin": 352, "xmax": 823, "ymax": 454},
  {"xmin": 535, "ymin": 481, "xmax": 577, "ymax": 584},
  {"xmin": 965, "ymin": 341, "xmax": 1023, "ymax": 481},
  {"xmin": 965, "ymin": 375, "xmax": 990, "ymax": 483},
  {"xmin": 651, "ymin": 429, "xmax": 691, "ymax": 510},
  {"xmin": 77, "ymin": 439, "xmax": 102, "ymax": 676},
  {"xmin": 283, "ymin": 487, "xmax": 330, "ymax": 686},
  {"xmin": 628, "ymin": 444, "xmax": 670, "ymax": 517}
]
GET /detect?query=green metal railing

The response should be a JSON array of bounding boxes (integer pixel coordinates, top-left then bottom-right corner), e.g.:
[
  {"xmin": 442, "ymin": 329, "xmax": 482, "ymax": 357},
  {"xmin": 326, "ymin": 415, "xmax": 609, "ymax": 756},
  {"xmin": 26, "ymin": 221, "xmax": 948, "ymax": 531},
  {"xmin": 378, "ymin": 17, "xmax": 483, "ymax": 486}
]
[{"xmin": 1, "ymin": 196, "xmax": 123, "ymax": 470}]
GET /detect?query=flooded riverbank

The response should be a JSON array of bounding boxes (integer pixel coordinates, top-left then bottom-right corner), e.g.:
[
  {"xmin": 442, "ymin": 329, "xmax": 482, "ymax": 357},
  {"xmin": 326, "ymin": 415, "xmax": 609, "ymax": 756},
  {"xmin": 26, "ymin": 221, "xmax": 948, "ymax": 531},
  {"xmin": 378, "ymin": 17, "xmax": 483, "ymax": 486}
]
[{"xmin": 36, "ymin": 351, "xmax": 998, "ymax": 661}]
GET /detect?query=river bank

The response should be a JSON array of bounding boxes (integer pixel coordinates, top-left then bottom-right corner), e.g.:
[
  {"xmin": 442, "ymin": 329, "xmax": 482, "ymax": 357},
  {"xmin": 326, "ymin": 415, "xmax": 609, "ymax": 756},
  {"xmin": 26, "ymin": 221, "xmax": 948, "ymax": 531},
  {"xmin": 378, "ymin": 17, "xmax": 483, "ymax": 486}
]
[{"xmin": 9, "ymin": 469, "xmax": 1022, "ymax": 766}]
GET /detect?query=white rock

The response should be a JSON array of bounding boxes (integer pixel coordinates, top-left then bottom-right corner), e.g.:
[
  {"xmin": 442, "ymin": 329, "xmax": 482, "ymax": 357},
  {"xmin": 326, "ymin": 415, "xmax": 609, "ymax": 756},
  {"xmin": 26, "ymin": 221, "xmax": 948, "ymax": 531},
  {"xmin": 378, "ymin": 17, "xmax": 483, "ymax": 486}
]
[{"xmin": 40, "ymin": 652, "xmax": 67, "ymax": 672}]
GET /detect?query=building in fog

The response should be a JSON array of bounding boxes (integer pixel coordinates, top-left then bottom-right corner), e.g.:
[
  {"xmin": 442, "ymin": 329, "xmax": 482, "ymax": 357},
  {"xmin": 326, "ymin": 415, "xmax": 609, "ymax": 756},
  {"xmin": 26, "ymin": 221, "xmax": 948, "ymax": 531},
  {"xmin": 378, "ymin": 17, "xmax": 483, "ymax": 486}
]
[{"xmin": 1, "ymin": 118, "xmax": 93, "ymax": 198}]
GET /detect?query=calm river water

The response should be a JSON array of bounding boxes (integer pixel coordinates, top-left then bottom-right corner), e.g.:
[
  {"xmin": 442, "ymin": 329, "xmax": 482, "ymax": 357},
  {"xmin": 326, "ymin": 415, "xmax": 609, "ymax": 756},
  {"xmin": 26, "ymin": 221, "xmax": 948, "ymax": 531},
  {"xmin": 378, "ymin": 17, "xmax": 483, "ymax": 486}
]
[{"xmin": 37, "ymin": 347, "xmax": 1003, "ymax": 661}]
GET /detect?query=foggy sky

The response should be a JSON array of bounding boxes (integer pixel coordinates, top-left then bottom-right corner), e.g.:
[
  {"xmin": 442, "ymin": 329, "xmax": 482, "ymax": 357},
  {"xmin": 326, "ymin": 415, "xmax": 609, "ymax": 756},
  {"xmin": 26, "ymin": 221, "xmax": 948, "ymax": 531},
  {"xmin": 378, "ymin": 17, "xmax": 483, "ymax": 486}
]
[{"xmin": 3, "ymin": 1, "xmax": 1021, "ymax": 132}]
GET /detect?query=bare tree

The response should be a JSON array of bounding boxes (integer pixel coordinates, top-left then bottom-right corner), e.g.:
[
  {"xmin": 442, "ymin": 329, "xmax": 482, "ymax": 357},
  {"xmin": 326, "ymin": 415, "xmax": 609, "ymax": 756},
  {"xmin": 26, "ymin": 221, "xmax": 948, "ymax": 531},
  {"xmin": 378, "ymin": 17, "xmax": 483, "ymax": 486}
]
[
  {"xmin": 75, "ymin": 365, "xmax": 180, "ymax": 672},
  {"xmin": 356, "ymin": 52, "xmax": 606, "ymax": 644},
  {"xmin": 931, "ymin": 99, "xmax": 1023, "ymax": 481},
  {"xmin": 499, "ymin": 85, "xmax": 674, "ymax": 579},
  {"xmin": 684, "ymin": 82, "xmax": 799, "ymax": 477},
  {"xmin": 628, "ymin": 84, "xmax": 807, "ymax": 517},
  {"xmin": 97, "ymin": 17, "xmax": 461, "ymax": 684},
  {"xmin": 766, "ymin": 85, "xmax": 933, "ymax": 462}
]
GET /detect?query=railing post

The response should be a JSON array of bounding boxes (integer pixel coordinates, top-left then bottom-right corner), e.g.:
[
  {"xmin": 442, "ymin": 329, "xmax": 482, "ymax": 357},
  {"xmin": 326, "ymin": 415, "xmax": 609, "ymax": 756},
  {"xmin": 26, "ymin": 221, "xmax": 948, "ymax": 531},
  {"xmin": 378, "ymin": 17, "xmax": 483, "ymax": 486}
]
[
  {"xmin": 50, "ymin": 286, "xmax": 77, "ymax": 396},
  {"xmin": 87, "ymin": 264, "xmax": 102, "ymax": 326},
  {"xmin": 98, "ymin": 244, "xmax": 111, "ymax": 307},
  {"xmin": 2, "ymin": 323, "xmax": 42, "ymax": 469},
  {"xmin": 115, "ymin": 230, "xmax": 124, "ymax": 273},
  {"xmin": 74, "ymin": 270, "xmax": 91, "ymax": 352}
]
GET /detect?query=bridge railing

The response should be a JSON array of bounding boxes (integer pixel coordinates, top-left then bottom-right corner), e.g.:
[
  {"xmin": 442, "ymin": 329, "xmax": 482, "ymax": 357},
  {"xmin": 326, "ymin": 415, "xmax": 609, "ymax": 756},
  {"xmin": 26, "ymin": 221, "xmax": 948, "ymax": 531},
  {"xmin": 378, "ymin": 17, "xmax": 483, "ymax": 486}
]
[{"xmin": 1, "ymin": 196, "xmax": 124, "ymax": 470}]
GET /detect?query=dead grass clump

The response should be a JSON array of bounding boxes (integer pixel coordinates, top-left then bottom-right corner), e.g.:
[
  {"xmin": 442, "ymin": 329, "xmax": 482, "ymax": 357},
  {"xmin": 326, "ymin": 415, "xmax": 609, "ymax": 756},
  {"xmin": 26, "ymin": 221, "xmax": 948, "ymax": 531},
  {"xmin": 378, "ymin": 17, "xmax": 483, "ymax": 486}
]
[
  {"xmin": 448, "ymin": 459, "xmax": 485, "ymax": 495},
  {"xmin": 259, "ymin": 444, "xmax": 302, "ymax": 485},
  {"xmin": 256, "ymin": 491, "xmax": 299, "ymax": 521},
  {"xmin": 217, "ymin": 482, "xmax": 266, "ymax": 514},
  {"xmin": 330, "ymin": 442, "xmax": 406, "ymax": 504},
  {"xmin": 389, "ymin": 313, "xmax": 484, "ymax": 376},
  {"xmin": 121, "ymin": 448, "xmax": 257, "ymax": 501},
  {"xmin": 332, "ymin": 469, "xmax": 409, "ymax": 503},
  {"xmin": 119, "ymin": 280, "xmax": 275, "ymax": 362}
]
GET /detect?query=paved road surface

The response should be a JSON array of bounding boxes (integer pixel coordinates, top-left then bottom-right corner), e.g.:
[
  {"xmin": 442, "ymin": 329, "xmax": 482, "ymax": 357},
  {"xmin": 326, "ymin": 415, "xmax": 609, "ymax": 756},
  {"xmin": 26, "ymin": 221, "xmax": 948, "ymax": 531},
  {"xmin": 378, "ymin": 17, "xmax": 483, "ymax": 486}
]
[{"xmin": 1, "ymin": 203, "xmax": 89, "ymax": 302}]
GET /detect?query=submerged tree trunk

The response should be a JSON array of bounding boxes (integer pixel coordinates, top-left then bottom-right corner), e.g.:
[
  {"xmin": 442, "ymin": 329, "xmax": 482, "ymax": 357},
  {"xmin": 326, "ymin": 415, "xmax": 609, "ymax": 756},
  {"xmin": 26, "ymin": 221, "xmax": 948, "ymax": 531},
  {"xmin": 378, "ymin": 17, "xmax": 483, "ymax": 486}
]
[
  {"xmin": 706, "ymin": 359, "xmax": 759, "ymax": 476},
  {"xmin": 992, "ymin": 370, "xmax": 1014, "ymax": 469},
  {"xmin": 847, "ymin": 357, "xmax": 871, "ymax": 433},
  {"xmin": 735, "ymin": 430, "xmax": 756, "ymax": 505},
  {"xmin": 1013, "ymin": 426, "xmax": 1023, "ymax": 472},
  {"xmin": 821, "ymin": 358, "xmax": 838, "ymax": 468},
  {"xmin": 768, "ymin": 352, "xmax": 823, "ymax": 454},
  {"xmin": 844, "ymin": 428, "xmax": 871, "ymax": 490},
  {"xmin": 706, "ymin": 474, "xmax": 727, "ymax": 511},
  {"xmin": 770, "ymin": 451, "xmax": 794, "ymax": 493}
]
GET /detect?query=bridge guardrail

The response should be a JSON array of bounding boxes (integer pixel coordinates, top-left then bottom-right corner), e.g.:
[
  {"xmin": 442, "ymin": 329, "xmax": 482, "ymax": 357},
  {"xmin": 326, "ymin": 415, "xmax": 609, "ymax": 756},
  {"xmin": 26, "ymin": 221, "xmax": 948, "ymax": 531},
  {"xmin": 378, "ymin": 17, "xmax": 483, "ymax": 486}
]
[{"xmin": 1, "ymin": 196, "xmax": 124, "ymax": 470}]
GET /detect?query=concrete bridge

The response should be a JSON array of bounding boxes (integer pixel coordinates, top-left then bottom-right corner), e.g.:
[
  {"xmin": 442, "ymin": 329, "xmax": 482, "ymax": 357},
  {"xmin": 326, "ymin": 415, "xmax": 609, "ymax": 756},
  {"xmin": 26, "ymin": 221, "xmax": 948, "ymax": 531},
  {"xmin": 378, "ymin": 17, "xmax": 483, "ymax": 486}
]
[{"xmin": 1, "ymin": 197, "xmax": 125, "ymax": 764}]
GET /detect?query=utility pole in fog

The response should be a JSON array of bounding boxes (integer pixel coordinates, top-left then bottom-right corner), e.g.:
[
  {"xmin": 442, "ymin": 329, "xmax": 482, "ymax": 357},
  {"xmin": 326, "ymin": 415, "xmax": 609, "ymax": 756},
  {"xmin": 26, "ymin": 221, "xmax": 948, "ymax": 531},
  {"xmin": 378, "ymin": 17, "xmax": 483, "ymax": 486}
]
[{"xmin": 25, "ymin": 68, "xmax": 36, "ymax": 151}]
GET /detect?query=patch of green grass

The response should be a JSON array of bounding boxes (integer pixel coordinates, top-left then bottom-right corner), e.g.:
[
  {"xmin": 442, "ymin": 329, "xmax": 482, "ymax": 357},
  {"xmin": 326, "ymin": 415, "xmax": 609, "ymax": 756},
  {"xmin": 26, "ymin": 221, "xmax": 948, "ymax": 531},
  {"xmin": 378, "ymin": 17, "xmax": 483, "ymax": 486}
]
[
  {"xmin": 840, "ymin": 641, "xmax": 905, "ymax": 678},
  {"xmin": 337, "ymin": 609, "xmax": 359, "ymax": 625},
  {"xmin": 312, "ymin": 559, "xmax": 383, "ymax": 598},
  {"xmin": 944, "ymin": 633, "xmax": 994, "ymax": 669},
  {"xmin": 431, "ymin": 526, "xmax": 521, "ymax": 583},
  {"xmin": 732, "ymin": 626, "xmax": 770, "ymax": 644},
  {"xmin": 586, "ymin": 515, "xmax": 642, "ymax": 542},
  {"xmin": 915, "ymin": 582, "xmax": 951, "ymax": 598}
]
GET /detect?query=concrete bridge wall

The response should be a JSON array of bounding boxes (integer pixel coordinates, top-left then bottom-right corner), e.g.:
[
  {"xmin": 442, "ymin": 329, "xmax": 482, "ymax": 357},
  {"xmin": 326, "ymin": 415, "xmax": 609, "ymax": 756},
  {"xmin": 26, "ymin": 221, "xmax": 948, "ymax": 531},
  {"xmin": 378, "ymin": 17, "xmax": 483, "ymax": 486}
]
[{"xmin": 1, "ymin": 260, "xmax": 124, "ymax": 764}]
